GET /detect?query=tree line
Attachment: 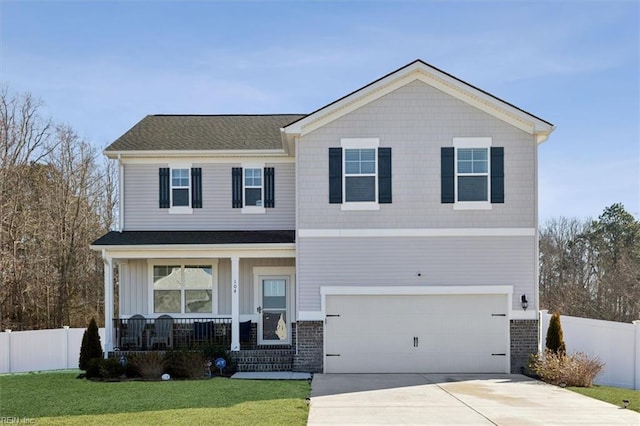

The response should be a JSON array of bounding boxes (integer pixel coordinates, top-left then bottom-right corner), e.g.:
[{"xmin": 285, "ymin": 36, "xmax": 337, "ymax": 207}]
[
  {"xmin": 1, "ymin": 87, "xmax": 638, "ymax": 330},
  {"xmin": 0, "ymin": 87, "xmax": 116, "ymax": 330},
  {"xmin": 540, "ymin": 203, "xmax": 640, "ymax": 322}
]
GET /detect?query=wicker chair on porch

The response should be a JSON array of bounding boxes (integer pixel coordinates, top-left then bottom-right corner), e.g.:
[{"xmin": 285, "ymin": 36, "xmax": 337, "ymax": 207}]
[
  {"xmin": 147, "ymin": 315, "xmax": 174, "ymax": 349},
  {"xmin": 120, "ymin": 314, "xmax": 146, "ymax": 349}
]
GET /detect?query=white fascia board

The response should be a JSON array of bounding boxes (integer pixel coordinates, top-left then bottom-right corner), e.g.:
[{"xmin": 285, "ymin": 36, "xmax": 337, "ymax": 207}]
[
  {"xmin": 118, "ymin": 156, "xmax": 295, "ymax": 164},
  {"xmin": 89, "ymin": 244, "xmax": 296, "ymax": 259},
  {"xmin": 284, "ymin": 62, "xmax": 554, "ymax": 138},
  {"xmin": 320, "ymin": 285, "xmax": 513, "ymax": 296},
  {"xmin": 298, "ymin": 228, "xmax": 536, "ymax": 238},
  {"xmin": 104, "ymin": 149, "xmax": 289, "ymax": 160}
]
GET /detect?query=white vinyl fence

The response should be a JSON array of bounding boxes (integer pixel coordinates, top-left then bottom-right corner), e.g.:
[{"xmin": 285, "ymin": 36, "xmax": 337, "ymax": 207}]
[
  {"xmin": 0, "ymin": 327, "xmax": 105, "ymax": 374},
  {"xmin": 539, "ymin": 310, "xmax": 640, "ymax": 390}
]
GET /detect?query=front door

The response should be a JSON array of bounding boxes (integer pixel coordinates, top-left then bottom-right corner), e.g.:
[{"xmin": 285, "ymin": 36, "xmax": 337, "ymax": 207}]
[{"xmin": 258, "ymin": 277, "xmax": 290, "ymax": 344}]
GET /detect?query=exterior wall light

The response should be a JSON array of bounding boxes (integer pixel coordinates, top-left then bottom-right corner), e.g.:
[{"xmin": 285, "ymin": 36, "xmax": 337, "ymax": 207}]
[{"xmin": 521, "ymin": 294, "xmax": 528, "ymax": 311}]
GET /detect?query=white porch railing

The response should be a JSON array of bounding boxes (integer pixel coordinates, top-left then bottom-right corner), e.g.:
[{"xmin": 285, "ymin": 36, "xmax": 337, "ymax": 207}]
[
  {"xmin": 539, "ymin": 310, "xmax": 640, "ymax": 390},
  {"xmin": 0, "ymin": 327, "xmax": 105, "ymax": 374}
]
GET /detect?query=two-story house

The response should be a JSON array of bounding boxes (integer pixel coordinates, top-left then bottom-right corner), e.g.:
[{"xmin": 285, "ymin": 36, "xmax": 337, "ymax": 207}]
[{"xmin": 92, "ymin": 60, "xmax": 554, "ymax": 374}]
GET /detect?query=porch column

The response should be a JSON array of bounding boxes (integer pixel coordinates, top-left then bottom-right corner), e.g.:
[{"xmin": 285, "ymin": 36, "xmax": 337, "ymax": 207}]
[
  {"xmin": 103, "ymin": 253, "xmax": 114, "ymax": 356},
  {"xmin": 231, "ymin": 256, "xmax": 240, "ymax": 351}
]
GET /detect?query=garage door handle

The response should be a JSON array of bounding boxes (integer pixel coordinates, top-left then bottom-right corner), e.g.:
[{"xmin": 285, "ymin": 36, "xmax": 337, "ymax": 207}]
[
  {"xmin": 491, "ymin": 353, "xmax": 506, "ymax": 356},
  {"xmin": 413, "ymin": 337, "xmax": 418, "ymax": 347}
]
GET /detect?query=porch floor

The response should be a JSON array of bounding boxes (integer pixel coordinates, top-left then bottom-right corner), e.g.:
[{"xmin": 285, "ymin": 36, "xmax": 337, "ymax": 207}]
[{"xmin": 231, "ymin": 372, "xmax": 311, "ymax": 380}]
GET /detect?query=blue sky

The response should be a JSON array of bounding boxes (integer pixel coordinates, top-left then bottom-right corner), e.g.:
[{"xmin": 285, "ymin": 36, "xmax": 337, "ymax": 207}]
[{"xmin": 1, "ymin": 1, "xmax": 638, "ymax": 222}]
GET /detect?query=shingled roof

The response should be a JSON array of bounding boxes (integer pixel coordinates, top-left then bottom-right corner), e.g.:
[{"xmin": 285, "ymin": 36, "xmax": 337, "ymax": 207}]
[
  {"xmin": 92, "ymin": 230, "xmax": 295, "ymax": 246},
  {"xmin": 105, "ymin": 114, "xmax": 306, "ymax": 152}
]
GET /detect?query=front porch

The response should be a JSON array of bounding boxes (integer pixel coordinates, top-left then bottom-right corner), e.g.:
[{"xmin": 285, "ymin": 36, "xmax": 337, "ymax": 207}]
[{"xmin": 92, "ymin": 230, "xmax": 297, "ymax": 367}]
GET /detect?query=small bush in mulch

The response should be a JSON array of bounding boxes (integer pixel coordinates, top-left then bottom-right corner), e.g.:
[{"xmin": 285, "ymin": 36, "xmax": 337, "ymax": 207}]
[
  {"xmin": 165, "ymin": 350, "xmax": 206, "ymax": 379},
  {"xmin": 128, "ymin": 352, "xmax": 168, "ymax": 380},
  {"xmin": 529, "ymin": 350, "xmax": 604, "ymax": 387}
]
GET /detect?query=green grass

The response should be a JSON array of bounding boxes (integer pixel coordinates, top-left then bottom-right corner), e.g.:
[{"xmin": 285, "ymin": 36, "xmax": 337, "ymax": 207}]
[
  {"xmin": 569, "ymin": 385, "xmax": 640, "ymax": 413},
  {"xmin": 0, "ymin": 371, "xmax": 310, "ymax": 425}
]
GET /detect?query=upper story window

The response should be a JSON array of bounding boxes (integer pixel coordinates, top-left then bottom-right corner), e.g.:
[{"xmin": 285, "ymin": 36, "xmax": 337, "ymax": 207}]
[
  {"xmin": 171, "ymin": 168, "xmax": 190, "ymax": 207},
  {"xmin": 152, "ymin": 263, "xmax": 216, "ymax": 315},
  {"xmin": 329, "ymin": 138, "xmax": 392, "ymax": 210},
  {"xmin": 244, "ymin": 168, "xmax": 263, "ymax": 207},
  {"xmin": 159, "ymin": 166, "xmax": 202, "ymax": 213},
  {"xmin": 232, "ymin": 165, "xmax": 275, "ymax": 213},
  {"xmin": 457, "ymin": 148, "xmax": 488, "ymax": 202},
  {"xmin": 344, "ymin": 148, "xmax": 376, "ymax": 202},
  {"xmin": 441, "ymin": 137, "xmax": 504, "ymax": 209}
]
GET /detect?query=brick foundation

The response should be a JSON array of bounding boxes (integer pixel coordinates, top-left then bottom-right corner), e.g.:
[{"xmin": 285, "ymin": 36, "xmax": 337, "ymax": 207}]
[
  {"xmin": 510, "ymin": 319, "xmax": 538, "ymax": 374},
  {"xmin": 293, "ymin": 321, "xmax": 323, "ymax": 373}
]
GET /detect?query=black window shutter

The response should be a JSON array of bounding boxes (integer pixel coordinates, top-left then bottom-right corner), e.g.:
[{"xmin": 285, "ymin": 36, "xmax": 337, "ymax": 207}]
[
  {"xmin": 329, "ymin": 148, "xmax": 343, "ymax": 204},
  {"xmin": 264, "ymin": 167, "xmax": 275, "ymax": 208},
  {"xmin": 191, "ymin": 168, "xmax": 202, "ymax": 208},
  {"xmin": 441, "ymin": 147, "xmax": 455, "ymax": 203},
  {"xmin": 232, "ymin": 167, "xmax": 243, "ymax": 208},
  {"xmin": 378, "ymin": 147, "xmax": 392, "ymax": 203},
  {"xmin": 159, "ymin": 167, "xmax": 170, "ymax": 208},
  {"xmin": 491, "ymin": 147, "xmax": 504, "ymax": 203}
]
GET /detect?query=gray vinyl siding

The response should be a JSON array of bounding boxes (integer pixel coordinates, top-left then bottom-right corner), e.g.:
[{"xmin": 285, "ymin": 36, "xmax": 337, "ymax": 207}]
[
  {"xmin": 297, "ymin": 79, "xmax": 536, "ymax": 229},
  {"xmin": 119, "ymin": 257, "xmax": 295, "ymax": 317},
  {"xmin": 297, "ymin": 236, "xmax": 535, "ymax": 312},
  {"xmin": 119, "ymin": 259, "xmax": 148, "ymax": 316},
  {"xmin": 123, "ymin": 162, "xmax": 295, "ymax": 230}
]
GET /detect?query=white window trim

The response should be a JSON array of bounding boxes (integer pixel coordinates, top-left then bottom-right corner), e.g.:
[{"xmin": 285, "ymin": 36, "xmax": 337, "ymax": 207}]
[
  {"xmin": 168, "ymin": 163, "xmax": 193, "ymax": 215},
  {"xmin": 147, "ymin": 259, "xmax": 219, "ymax": 317},
  {"xmin": 253, "ymin": 266, "xmax": 295, "ymax": 345},
  {"xmin": 452, "ymin": 137, "xmax": 492, "ymax": 210},
  {"xmin": 340, "ymin": 138, "xmax": 380, "ymax": 211},
  {"xmin": 241, "ymin": 162, "xmax": 266, "ymax": 214}
]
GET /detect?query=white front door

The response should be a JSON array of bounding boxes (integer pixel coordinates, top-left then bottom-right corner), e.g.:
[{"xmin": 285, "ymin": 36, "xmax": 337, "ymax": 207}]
[{"xmin": 258, "ymin": 277, "xmax": 290, "ymax": 344}]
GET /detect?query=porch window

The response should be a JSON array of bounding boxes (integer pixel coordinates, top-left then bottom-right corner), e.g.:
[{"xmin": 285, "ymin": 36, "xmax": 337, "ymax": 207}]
[{"xmin": 153, "ymin": 264, "xmax": 213, "ymax": 314}]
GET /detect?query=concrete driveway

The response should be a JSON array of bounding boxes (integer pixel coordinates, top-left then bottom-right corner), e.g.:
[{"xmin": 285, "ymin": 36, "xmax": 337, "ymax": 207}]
[{"xmin": 308, "ymin": 374, "xmax": 640, "ymax": 425}]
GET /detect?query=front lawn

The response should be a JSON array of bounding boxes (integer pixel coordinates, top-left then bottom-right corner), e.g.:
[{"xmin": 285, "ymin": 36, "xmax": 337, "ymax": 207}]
[
  {"xmin": 569, "ymin": 385, "xmax": 640, "ymax": 413},
  {"xmin": 0, "ymin": 371, "xmax": 310, "ymax": 425}
]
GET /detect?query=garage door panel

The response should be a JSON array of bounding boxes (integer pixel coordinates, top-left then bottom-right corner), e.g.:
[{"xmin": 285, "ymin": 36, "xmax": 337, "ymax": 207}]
[{"xmin": 325, "ymin": 294, "xmax": 509, "ymax": 373}]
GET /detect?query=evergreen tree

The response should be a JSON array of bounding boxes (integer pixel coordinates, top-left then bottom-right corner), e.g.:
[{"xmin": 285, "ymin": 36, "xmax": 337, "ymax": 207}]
[
  {"xmin": 545, "ymin": 312, "xmax": 566, "ymax": 355},
  {"xmin": 79, "ymin": 317, "xmax": 103, "ymax": 370}
]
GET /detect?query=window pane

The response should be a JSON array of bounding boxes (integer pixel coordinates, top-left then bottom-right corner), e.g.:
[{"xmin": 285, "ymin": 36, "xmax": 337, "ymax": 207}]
[
  {"xmin": 172, "ymin": 188, "xmax": 189, "ymax": 206},
  {"xmin": 345, "ymin": 162, "xmax": 360, "ymax": 174},
  {"xmin": 458, "ymin": 149, "xmax": 473, "ymax": 161},
  {"xmin": 458, "ymin": 176, "xmax": 488, "ymax": 201},
  {"xmin": 473, "ymin": 149, "xmax": 487, "ymax": 160},
  {"xmin": 263, "ymin": 280, "xmax": 286, "ymax": 309},
  {"xmin": 361, "ymin": 161, "xmax": 375, "ymax": 174},
  {"xmin": 360, "ymin": 149, "xmax": 375, "ymax": 161},
  {"xmin": 185, "ymin": 290, "xmax": 212, "ymax": 313},
  {"xmin": 344, "ymin": 149, "xmax": 360, "ymax": 161},
  {"xmin": 154, "ymin": 290, "xmax": 181, "ymax": 313},
  {"xmin": 458, "ymin": 161, "xmax": 473, "ymax": 173},
  {"xmin": 345, "ymin": 176, "xmax": 375, "ymax": 202},
  {"xmin": 473, "ymin": 160, "xmax": 488, "ymax": 173},
  {"xmin": 245, "ymin": 187, "xmax": 262, "ymax": 206},
  {"xmin": 153, "ymin": 266, "xmax": 181, "ymax": 287}
]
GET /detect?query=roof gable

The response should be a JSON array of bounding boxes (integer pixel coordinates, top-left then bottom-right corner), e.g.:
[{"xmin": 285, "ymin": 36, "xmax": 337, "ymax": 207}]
[{"xmin": 283, "ymin": 60, "xmax": 554, "ymax": 143}]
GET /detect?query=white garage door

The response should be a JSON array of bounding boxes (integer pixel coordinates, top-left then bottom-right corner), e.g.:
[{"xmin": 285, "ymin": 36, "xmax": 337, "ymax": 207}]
[{"xmin": 325, "ymin": 294, "xmax": 509, "ymax": 373}]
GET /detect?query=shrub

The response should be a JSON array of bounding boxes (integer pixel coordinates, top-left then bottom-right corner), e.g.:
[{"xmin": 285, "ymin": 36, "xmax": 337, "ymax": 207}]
[
  {"xmin": 546, "ymin": 312, "xmax": 566, "ymax": 355},
  {"xmin": 165, "ymin": 350, "xmax": 206, "ymax": 379},
  {"xmin": 98, "ymin": 357, "xmax": 126, "ymax": 380},
  {"xmin": 529, "ymin": 350, "xmax": 604, "ymax": 387},
  {"xmin": 128, "ymin": 352, "xmax": 167, "ymax": 380},
  {"xmin": 79, "ymin": 318, "xmax": 102, "ymax": 371}
]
